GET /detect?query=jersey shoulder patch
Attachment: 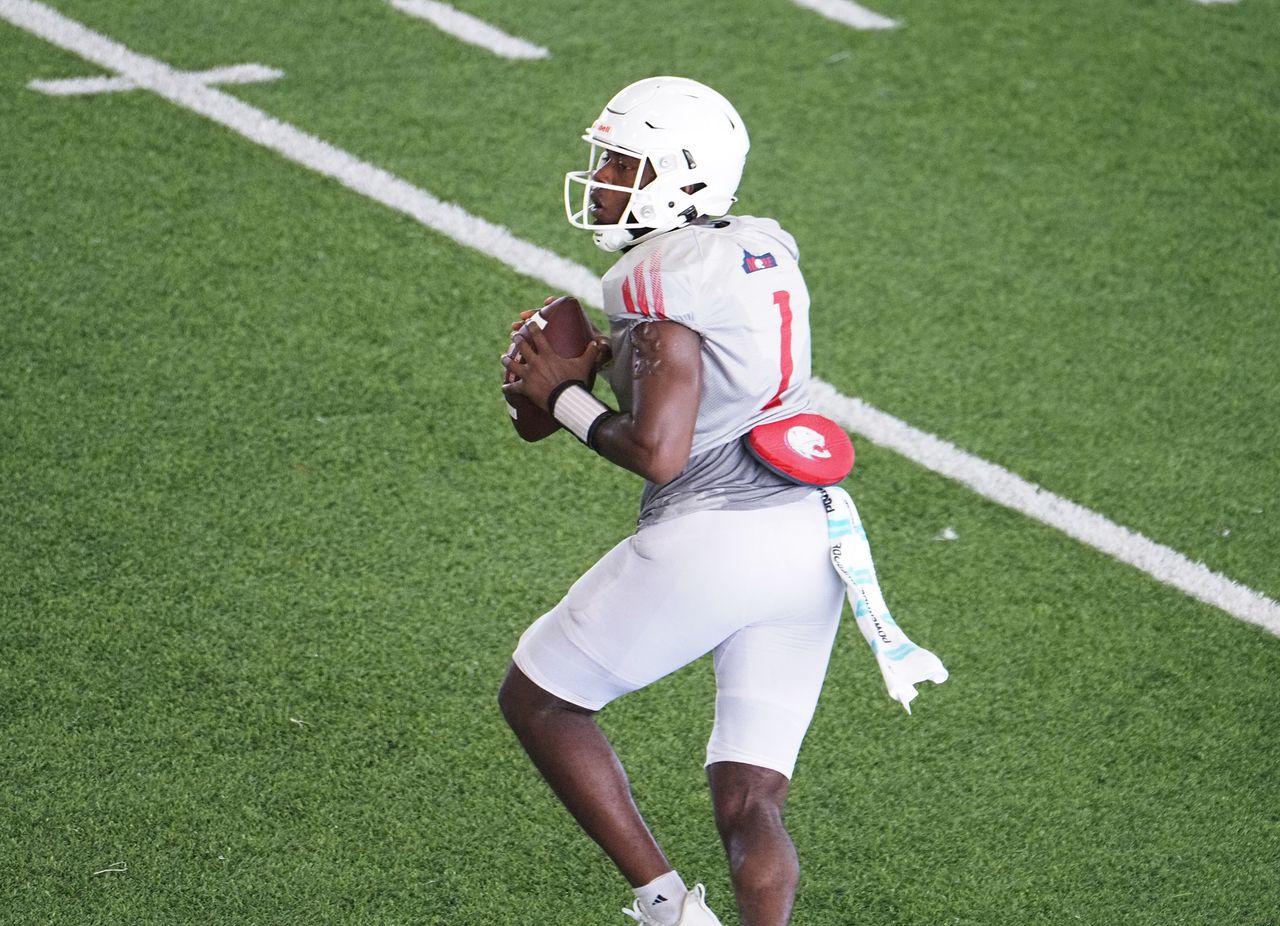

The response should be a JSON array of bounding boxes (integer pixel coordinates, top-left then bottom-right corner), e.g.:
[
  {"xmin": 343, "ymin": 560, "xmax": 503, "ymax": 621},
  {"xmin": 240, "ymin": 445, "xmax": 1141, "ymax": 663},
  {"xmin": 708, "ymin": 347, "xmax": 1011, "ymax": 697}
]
[{"xmin": 741, "ymin": 250, "xmax": 779, "ymax": 274}]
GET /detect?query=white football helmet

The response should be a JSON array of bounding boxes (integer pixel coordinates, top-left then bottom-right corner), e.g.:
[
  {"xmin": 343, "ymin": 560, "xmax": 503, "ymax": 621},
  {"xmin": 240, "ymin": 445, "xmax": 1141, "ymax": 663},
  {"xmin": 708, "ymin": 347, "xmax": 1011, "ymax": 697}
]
[{"xmin": 564, "ymin": 76, "xmax": 750, "ymax": 252}]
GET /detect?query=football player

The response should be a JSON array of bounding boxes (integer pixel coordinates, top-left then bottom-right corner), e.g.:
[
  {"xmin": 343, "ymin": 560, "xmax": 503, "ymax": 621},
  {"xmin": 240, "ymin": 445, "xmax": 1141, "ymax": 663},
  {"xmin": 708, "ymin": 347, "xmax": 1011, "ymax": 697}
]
[{"xmin": 500, "ymin": 77, "xmax": 846, "ymax": 926}]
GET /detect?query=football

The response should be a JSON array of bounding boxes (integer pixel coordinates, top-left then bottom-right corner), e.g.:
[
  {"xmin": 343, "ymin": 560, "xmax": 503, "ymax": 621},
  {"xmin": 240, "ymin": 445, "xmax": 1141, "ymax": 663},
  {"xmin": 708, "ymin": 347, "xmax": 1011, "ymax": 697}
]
[{"xmin": 504, "ymin": 296, "xmax": 597, "ymax": 442}]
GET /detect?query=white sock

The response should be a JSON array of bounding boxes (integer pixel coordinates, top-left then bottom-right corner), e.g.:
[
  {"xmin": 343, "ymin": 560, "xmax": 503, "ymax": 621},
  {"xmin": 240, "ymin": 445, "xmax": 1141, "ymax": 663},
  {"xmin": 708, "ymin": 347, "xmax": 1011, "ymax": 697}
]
[{"xmin": 634, "ymin": 870, "xmax": 688, "ymax": 925}]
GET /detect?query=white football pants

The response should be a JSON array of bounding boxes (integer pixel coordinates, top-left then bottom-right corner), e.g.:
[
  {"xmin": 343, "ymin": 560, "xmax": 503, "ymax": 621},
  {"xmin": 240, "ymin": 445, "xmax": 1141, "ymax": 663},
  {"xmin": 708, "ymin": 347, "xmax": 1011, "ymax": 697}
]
[{"xmin": 513, "ymin": 491, "xmax": 844, "ymax": 778}]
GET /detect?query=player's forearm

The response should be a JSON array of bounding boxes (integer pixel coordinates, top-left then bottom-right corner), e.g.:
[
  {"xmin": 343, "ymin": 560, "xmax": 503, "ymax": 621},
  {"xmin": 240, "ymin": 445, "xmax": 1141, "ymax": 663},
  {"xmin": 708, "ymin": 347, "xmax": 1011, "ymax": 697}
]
[
  {"xmin": 592, "ymin": 412, "xmax": 690, "ymax": 486},
  {"xmin": 545, "ymin": 319, "xmax": 699, "ymax": 485},
  {"xmin": 544, "ymin": 382, "xmax": 684, "ymax": 483}
]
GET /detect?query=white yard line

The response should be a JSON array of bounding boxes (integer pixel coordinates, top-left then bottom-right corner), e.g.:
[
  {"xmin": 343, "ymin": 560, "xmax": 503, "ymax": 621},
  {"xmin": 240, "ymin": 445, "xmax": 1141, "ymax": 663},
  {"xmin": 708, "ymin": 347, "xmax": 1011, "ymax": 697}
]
[
  {"xmin": 791, "ymin": 0, "xmax": 899, "ymax": 30},
  {"xmin": 810, "ymin": 383, "xmax": 1280, "ymax": 636},
  {"xmin": 388, "ymin": 0, "xmax": 549, "ymax": 60},
  {"xmin": 1191, "ymin": 1, "xmax": 1239, "ymax": 6},
  {"xmin": 0, "ymin": 1, "xmax": 595, "ymax": 304},
  {"xmin": 3, "ymin": 0, "xmax": 1277, "ymax": 637},
  {"xmin": 30, "ymin": 62, "xmax": 282, "ymax": 96}
]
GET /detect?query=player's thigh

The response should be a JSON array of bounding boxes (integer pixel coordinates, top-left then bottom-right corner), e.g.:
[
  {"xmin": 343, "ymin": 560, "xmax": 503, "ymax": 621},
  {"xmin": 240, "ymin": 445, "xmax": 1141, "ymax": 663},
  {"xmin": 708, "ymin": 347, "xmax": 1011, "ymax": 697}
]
[
  {"xmin": 515, "ymin": 493, "xmax": 834, "ymax": 710},
  {"xmin": 608, "ymin": 494, "xmax": 838, "ymax": 677},
  {"xmin": 705, "ymin": 569, "xmax": 845, "ymax": 779}
]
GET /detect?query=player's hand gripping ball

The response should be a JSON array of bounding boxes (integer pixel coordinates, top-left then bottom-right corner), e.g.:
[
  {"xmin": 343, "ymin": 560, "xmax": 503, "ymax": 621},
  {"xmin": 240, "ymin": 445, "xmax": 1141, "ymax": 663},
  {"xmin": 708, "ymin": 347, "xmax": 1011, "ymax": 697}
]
[{"xmin": 503, "ymin": 296, "xmax": 597, "ymax": 442}]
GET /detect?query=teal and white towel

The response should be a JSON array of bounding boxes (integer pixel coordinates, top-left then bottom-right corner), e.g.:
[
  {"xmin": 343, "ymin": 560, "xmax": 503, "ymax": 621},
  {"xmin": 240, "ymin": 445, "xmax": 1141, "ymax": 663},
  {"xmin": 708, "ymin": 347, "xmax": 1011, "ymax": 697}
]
[{"xmin": 822, "ymin": 487, "xmax": 949, "ymax": 713}]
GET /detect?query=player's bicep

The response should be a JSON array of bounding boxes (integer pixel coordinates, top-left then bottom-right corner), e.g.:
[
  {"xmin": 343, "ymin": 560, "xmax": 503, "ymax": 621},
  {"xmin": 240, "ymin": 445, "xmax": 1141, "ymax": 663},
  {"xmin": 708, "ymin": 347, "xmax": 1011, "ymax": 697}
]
[
  {"xmin": 599, "ymin": 320, "xmax": 700, "ymax": 484},
  {"xmin": 630, "ymin": 319, "xmax": 700, "ymax": 430}
]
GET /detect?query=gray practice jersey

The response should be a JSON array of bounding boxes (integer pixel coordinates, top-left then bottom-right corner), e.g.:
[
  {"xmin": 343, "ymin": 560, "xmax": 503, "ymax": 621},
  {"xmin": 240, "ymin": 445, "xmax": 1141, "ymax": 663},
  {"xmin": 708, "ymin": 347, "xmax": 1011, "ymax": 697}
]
[{"xmin": 601, "ymin": 215, "xmax": 816, "ymax": 527}]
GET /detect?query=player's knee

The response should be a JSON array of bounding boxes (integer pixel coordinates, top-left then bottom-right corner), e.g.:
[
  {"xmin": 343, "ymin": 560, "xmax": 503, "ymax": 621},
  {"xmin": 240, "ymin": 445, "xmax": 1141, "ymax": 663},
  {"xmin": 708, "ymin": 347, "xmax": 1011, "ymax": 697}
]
[
  {"xmin": 497, "ymin": 665, "xmax": 529, "ymax": 730},
  {"xmin": 498, "ymin": 663, "xmax": 581, "ymax": 733},
  {"xmin": 708, "ymin": 761, "xmax": 791, "ymax": 837},
  {"xmin": 714, "ymin": 790, "xmax": 784, "ymax": 843}
]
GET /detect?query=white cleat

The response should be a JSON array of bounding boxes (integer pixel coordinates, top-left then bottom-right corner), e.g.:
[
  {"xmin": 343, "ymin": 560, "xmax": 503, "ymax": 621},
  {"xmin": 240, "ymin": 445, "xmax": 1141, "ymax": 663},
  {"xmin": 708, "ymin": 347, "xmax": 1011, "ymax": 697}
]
[{"xmin": 622, "ymin": 883, "xmax": 723, "ymax": 926}]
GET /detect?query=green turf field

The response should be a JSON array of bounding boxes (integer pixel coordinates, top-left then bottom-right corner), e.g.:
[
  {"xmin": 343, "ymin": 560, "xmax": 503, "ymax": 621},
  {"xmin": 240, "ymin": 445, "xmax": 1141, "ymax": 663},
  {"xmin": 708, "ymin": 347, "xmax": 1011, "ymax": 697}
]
[{"xmin": 2, "ymin": 1, "xmax": 1278, "ymax": 924}]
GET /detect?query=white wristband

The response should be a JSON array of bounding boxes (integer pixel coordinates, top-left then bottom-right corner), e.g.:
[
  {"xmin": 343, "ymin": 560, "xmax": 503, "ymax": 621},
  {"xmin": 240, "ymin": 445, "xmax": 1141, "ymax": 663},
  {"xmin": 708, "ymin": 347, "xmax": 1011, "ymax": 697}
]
[{"xmin": 548, "ymin": 382, "xmax": 614, "ymax": 447}]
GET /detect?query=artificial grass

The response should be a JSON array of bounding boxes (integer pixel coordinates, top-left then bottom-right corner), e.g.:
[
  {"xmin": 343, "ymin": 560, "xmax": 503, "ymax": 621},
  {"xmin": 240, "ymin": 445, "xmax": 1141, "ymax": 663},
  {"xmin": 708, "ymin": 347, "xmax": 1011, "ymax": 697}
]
[{"xmin": 2, "ymin": 2, "xmax": 1277, "ymax": 924}]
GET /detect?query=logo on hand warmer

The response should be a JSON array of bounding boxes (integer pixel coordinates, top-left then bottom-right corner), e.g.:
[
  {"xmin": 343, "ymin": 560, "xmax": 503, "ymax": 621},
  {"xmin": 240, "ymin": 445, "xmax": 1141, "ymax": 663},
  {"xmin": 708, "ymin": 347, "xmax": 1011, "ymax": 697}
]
[{"xmin": 786, "ymin": 425, "xmax": 832, "ymax": 460}]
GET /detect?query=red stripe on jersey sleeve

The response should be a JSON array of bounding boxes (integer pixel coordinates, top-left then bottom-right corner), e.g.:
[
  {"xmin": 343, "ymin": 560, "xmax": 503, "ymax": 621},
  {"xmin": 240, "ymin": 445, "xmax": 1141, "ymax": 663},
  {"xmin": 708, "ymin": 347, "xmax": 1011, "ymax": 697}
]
[
  {"xmin": 621, "ymin": 275, "xmax": 636, "ymax": 315},
  {"xmin": 648, "ymin": 252, "xmax": 666, "ymax": 319},
  {"xmin": 632, "ymin": 263, "xmax": 651, "ymax": 317}
]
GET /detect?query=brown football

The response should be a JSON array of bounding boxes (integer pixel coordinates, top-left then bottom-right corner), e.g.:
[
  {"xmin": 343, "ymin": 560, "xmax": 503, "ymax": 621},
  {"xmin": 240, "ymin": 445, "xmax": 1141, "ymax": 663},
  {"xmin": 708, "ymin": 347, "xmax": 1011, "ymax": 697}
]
[{"xmin": 504, "ymin": 296, "xmax": 597, "ymax": 442}]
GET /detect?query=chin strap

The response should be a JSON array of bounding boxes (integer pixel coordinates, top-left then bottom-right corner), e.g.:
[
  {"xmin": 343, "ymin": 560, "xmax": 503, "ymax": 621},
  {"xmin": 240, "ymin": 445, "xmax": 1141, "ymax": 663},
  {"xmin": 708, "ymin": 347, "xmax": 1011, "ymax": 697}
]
[
  {"xmin": 821, "ymin": 486, "xmax": 949, "ymax": 713},
  {"xmin": 594, "ymin": 214, "xmax": 704, "ymax": 253},
  {"xmin": 593, "ymin": 228, "xmax": 636, "ymax": 252}
]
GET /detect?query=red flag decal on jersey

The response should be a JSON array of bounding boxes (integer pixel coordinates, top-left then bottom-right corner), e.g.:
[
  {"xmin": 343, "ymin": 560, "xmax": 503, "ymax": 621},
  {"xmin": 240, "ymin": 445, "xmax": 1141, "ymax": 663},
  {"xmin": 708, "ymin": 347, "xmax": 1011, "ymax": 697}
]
[{"xmin": 742, "ymin": 250, "xmax": 778, "ymax": 274}]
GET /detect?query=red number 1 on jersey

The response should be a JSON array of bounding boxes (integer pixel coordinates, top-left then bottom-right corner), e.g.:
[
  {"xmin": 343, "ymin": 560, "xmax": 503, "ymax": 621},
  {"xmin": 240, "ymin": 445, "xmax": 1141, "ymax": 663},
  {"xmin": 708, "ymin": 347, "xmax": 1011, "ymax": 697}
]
[{"xmin": 762, "ymin": 290, "xmax": 793, "ymax": 410}]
